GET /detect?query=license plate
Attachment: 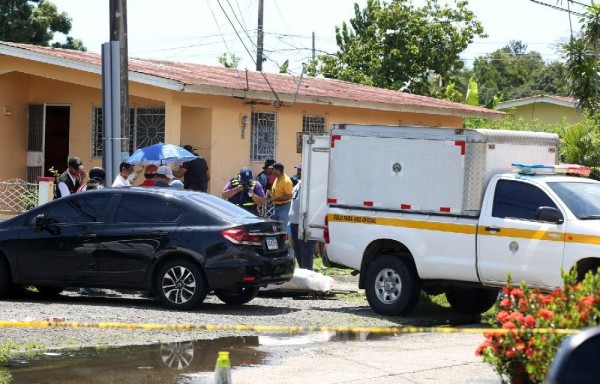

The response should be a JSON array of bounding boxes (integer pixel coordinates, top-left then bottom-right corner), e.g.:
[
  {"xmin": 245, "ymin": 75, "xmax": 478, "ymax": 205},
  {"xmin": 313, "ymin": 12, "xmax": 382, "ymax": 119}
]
[{"xmin": 265, "ymin": 237, "xmax": 278, "ymax": 250}]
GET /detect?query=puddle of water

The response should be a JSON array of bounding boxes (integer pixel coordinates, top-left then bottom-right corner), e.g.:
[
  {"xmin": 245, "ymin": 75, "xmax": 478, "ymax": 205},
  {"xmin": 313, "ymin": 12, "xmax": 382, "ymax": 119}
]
[{"xmin": 6, "ymin": 332, "xmax": 392, "ymax": 384}]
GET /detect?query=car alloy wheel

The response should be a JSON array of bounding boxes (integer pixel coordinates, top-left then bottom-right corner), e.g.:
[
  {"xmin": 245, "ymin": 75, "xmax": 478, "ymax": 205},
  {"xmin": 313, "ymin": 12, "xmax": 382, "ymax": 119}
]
[{"xmin": 156, "ymin": 259, "xmax": 206, "ymax": 310}]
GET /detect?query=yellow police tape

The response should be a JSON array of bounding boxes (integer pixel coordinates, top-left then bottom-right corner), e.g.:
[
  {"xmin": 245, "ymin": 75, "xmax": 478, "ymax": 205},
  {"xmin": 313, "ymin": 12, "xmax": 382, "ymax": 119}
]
[{"xmin": 0, "ymin": 320, "xmax": 580, "ymax": 335}]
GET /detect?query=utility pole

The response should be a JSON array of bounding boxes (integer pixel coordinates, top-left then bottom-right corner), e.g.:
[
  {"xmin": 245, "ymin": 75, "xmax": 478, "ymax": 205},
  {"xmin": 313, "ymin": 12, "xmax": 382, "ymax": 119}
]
[
  {"xmin": 312, "ymin": 32, "xmax": 316, "ymax": 61},
  {"xmin": 256, "ymin": 0, "xmax": 264, "ymax": 71},
  {"xmin": 109, "ymin": 0, "xmax": 130, "ymax": 158}
]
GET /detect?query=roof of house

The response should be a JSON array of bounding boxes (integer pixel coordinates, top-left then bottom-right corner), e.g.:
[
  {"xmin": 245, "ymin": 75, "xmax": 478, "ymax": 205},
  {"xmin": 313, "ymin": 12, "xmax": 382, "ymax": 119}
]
[
  {"xmin": 497, "ymin": 95, "xmax": 577, "ymax": 110},
  {"xmin": 0, "ymin": 42, "xmax": 502, "ymax": 119}
]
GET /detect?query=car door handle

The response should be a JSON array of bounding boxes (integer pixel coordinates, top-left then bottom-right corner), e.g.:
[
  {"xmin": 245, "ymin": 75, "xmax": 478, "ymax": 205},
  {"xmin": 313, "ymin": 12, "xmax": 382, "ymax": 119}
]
[
  {"xmin": 150, "ymin": 231, "xmax": 168, "ymax": 237},
  {"xmin": 484, "ymin": 226, "xmax": 501, "ymax": 233},
  {"xmin": 78, "ymin": 233, "xmax": 97, "ymax": 241}
]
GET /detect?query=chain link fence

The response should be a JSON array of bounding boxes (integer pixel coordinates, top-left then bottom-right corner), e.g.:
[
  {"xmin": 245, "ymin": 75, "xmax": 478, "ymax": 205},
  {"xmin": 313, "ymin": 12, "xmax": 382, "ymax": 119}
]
[{"xmin": 0, "ymin": 179, "xmax": 39, "ymax": 214}]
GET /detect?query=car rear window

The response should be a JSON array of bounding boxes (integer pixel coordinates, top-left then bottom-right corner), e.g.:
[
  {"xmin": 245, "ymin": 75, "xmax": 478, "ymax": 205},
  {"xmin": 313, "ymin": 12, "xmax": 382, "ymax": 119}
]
[{"xmin": 185, "ymin": 194, "xmax": 256, "ymax": 219}]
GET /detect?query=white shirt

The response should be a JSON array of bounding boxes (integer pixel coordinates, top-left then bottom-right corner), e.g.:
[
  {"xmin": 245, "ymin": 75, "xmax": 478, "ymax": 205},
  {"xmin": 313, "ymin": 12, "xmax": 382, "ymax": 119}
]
[
  {"xmin": 112, "ymin": 174, "xmax": 131, "ymax": 187},
  {"xmin": 288, "ymin": 181, "xmax": 301, "ymax": 225},
  {"xmin": 57, "ymin": 172, "xmax": 79, "ymax": 197}
]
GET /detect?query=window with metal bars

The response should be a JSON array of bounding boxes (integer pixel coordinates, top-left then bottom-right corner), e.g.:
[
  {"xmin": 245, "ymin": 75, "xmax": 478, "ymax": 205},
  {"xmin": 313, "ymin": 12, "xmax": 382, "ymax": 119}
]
[
  {"xmin": 92, "ymin": 106, "xmax": 166, "ymax": 157},
  {"xmin": 297, "ymin": 115, "xmax": 326, "ymax": 153},
  {"xmin": 250, "ymin": 111, "xmax": 276, "ymax": 162}
]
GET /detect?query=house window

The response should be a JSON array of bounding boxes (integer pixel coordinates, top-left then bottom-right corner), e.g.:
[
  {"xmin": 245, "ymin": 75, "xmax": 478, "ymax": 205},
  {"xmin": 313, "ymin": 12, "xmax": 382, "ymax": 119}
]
[
  {"xmin": 250, "ymin": 111, "xmax": 276, "ymax": 162},
  {"xmin": 92, "ymin": 106, "xmax": 165, "ymax": 157},
  {"xmin": 297, "ymin": 115, "xmax": 327, "ymax": 153}
]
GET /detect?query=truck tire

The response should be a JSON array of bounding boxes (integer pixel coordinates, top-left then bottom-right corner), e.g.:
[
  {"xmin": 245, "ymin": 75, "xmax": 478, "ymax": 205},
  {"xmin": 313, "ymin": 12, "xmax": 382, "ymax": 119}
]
[
  {"xmin": 445, "ymin": 288, "xmax": 498, "ymax": 315},
  {"xmin": 365, "ymin": 255, "xmax": 420, "ymax": 316}
]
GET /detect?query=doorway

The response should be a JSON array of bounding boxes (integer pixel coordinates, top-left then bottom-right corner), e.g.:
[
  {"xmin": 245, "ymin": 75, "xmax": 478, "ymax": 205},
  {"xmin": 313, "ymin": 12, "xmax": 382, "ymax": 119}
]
[
  {"xmin": 27, "ymin": 104, "xmax": 70, "ymax": 181},
  {"xmin": 44, "ymin": 106, "xmax": 70, "ymax": 176}
]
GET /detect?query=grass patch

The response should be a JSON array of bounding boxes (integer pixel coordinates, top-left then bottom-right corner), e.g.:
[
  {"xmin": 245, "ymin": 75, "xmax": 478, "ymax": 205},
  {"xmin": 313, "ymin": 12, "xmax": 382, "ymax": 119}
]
[{"xmin": 313, "ymin": 257, "xmax": 353, "ymax": 276}]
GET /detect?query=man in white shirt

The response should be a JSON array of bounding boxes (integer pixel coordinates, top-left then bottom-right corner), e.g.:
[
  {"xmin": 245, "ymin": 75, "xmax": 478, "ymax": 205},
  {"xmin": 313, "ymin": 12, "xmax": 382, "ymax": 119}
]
[
  {"xmin": 55, "ymin": 157, "xmax": 87, "ymax": 198},
  {"xmin": 112, "ymin": 162, "xmax": 135, "ymax": 187}
]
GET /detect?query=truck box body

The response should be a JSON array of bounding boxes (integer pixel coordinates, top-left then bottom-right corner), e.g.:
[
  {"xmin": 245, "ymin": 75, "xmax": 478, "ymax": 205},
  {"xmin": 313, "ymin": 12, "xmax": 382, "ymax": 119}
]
[{"xmin": 327, "ymin": 125, "xmax": 559, "ymax": 216}]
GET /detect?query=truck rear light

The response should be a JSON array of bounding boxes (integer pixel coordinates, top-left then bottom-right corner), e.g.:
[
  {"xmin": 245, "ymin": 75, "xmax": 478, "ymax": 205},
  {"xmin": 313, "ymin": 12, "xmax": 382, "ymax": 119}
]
[
  {"xmin": 221, "ymin": 228, "xmax": 261, "ymax": 246},
  {"xmin": 324, "ymin": 215, "xmax": 330, "ymax": 244}
]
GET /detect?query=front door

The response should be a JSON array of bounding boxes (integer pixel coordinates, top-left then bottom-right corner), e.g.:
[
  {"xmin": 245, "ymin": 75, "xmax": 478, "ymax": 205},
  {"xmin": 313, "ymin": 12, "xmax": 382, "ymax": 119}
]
[{"xmin": 477, "ymin": 179, "xmax": 566, "ymax": 289}]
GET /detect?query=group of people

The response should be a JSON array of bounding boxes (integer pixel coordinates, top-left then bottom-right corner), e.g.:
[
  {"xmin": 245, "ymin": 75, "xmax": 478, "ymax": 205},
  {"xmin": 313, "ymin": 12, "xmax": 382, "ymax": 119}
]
[
  {"xmin": 54, "ymin": 145, "xmax": 210, "ymax": 198},
  {"xmin": 222, "ymin": 159, "xmax": 316, "ymax": 270},
  {"xmin": 54, "ymin": 149, "xmax": 316, "ymax": 271}
]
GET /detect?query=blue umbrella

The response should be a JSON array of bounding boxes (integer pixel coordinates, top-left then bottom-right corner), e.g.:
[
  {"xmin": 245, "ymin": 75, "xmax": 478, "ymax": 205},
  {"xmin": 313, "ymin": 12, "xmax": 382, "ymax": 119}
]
[{"xmin": 125, "ymin": 142, "xmax": 196, "ymax": 165}]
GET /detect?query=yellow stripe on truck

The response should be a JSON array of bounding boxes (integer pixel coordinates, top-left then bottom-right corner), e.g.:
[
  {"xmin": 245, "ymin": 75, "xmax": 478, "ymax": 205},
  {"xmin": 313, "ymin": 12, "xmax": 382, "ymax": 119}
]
[{"xmin": 328, "ymin": 213, "xmax": 600, "ymax": 245}]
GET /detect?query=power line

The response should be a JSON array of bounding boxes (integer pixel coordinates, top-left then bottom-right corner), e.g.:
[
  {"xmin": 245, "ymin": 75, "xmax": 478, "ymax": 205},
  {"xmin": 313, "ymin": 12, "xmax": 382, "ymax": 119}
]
[{"xmin": 529, "ymin": 0, "xmax": 586, "ymax": 17}]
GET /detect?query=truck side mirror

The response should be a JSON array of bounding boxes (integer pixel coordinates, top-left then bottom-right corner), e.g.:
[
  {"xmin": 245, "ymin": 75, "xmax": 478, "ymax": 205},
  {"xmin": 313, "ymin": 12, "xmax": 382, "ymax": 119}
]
[{"xmin": 536, "ymin": 206, "xmax": 564, "ymax": 224}]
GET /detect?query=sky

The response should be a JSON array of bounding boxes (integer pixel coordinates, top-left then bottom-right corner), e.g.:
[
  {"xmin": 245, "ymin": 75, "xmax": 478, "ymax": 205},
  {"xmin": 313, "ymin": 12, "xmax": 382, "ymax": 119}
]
[{"xmin": 49, "ymin": 0, "xmax": 591, "ymax": 75}]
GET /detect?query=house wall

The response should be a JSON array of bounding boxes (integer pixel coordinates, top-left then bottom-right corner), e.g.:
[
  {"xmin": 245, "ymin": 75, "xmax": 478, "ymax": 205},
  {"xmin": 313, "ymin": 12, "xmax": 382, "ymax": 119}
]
[
  {"xmin": 0, "ymin": 56, "xmax": 464, "ymax": 196},
  {"xmin": 0, "ymin": 72, "xmax": 30, "ymax": 180},
  {"xmin": 505, "ymin": 104, "xmax": 581, "ymax": 125}
]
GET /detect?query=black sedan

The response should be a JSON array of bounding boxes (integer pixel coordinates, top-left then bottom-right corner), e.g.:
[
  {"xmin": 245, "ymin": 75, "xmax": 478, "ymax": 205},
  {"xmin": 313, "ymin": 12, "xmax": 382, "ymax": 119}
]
[{"xmin": 0, "ymin": 188, "xmax": 294, "ymax": 310}]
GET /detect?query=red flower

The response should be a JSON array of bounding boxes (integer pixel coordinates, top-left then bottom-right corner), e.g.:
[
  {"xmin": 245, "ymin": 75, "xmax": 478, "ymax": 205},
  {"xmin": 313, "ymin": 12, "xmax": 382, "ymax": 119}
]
[
  {"xmin": 502, "ymin": 321, "xmax": 517, "ymax": 330},
  {"xmin": 497, "ymin": 310, "xmax": 510, "ymax": 323},
  {"xmin": 502, "ymin": 286, "xmax": 513, "ymax": 295},
  {"xmin": 511, "ymin": 288, "xmax": 524, "ymax": 299},
  {"xmin": 539, "ymin": 309, "xmax": 554, "ymax": 320},
  {"xmin": 509, "ymin": 311, "xmax": 524, "ymax": 324},
  {"xmin": 523, "ymin": 315, "xmax": 536, "ymax": 328},
  {"xmin": 500, "ymin": 298, "xmax": 512, "ymax": 308},
  {"xmin": 579, "ymin": 296, "xmax": 595, "ymax": 307},
  {"xmin": 518, "ymin": 298, "xmax": 528, "ymax": 312},
  {"xmin": 505, "ymin": 349, "xmax": 515, "ymax": 358}
]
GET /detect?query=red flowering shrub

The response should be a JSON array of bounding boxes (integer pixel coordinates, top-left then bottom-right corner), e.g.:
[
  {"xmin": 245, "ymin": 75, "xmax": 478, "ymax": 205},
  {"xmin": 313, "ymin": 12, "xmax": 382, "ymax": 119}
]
[{"xmin": 476, "ymin": 268, "xmax": 600, "ymax": 383}]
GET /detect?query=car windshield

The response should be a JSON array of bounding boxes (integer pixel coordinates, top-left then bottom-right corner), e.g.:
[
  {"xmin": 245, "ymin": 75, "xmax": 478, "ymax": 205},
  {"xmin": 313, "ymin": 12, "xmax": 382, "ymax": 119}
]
[
  {"xmin": 185, "ymin": 193, "xmax": 257, "ymax": 219},
  {"xmin": 548, "ymin": 181, "xmax": 600, "ymax": 219}
]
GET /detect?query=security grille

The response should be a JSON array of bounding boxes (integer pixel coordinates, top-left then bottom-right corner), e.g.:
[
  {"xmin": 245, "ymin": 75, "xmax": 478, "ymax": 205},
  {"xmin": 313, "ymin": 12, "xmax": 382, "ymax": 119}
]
[
  {"xmin": 92, "ymin": 106, "xmax": 165, "ymax": 157},
  {"xmin": 297, "ymin": 115, "xmax": 326, "ymax": 153},
  {"xmin": 250, "ymin": 111, "xmax": 276, "ymax": 162}
]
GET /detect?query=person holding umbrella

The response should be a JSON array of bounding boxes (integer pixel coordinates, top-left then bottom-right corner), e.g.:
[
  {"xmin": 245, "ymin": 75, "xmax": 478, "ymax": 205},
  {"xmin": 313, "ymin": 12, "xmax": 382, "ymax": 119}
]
[{"xmin": 173, "ymin": 145, "xmax": 210, "ymax": 192}]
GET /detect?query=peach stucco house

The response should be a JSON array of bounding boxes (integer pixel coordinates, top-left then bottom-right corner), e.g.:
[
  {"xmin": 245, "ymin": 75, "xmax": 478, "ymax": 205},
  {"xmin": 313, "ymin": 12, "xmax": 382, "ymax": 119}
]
[
  {"xmin": 0, "ymin": 42, "xmax": 501, "ymax": 193},
  {"xmin": 496, "ymin": 95, "xmax": 581, "ymax": 125}
]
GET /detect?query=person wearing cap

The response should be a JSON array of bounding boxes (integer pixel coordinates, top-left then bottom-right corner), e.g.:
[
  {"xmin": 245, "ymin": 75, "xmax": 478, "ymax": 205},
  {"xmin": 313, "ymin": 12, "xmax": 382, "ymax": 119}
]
[
  {"xmin": 112, "ymin": 161, "xmax": 135, "ymax": 187},
  {"xmin": 139, "ymin": 164, "xmax": 158, "ymax": 187},
  {"xmin": 154, "ymin": 165, "xmax": 174, "ymax": 187},
  {"xmin": 173, "ymin": 145, "xmax": 210, "ymax": 192},
  {"xmin": 222, "ymin": 167, "xmax": 266, "ymax": 215},
  {"xmin": 256, "ymin": 159, "xmax": 276, "ymax": 191},
  {"xmin": 291, "ymin": 164, "xmax": 301, "ymax": 187},
  {"xmin": 55, "ymin": 157, "xmax": 88, "ymax": 198},
  {"xmin": 267, "ymin": 163, "xmax": 293, "ymax": 228}
]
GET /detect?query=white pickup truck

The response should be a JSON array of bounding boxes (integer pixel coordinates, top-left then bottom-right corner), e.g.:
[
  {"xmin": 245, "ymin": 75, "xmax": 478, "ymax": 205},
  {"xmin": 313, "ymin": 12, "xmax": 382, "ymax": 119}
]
[{"xmin": 300, "ymin": 124, "xmax": 600, "ymax": 316}]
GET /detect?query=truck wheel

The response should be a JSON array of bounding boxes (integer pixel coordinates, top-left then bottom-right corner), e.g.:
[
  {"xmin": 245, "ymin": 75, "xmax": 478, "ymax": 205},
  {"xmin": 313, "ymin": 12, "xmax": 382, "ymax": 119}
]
[
  {"xmin": 0, "ymin": 257, "xmax": 10, "ymax": 297},
  {"xmin": 445, "ymin": 288, "xmax": 498, "ymax": 315},
  {"xmin": 365, "ymin": 255, "xmax": 420, "ymax": 316},
  {"xmin": 155, "ymin": 259, "xmax": 207, "ymax": 310},
  {"xmin": 215, "ymin": 286, "xmax": 261, "ymax": 305}
]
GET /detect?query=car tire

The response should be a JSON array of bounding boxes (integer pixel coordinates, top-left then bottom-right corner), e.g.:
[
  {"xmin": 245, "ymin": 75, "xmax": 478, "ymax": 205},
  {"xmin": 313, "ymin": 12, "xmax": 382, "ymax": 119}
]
[
  {"xmin": 215, "ymin": 286, "xmax": 261, "ymax": 305},
  {"xmin": 155, "ymin": 259, "xmax": 207, "ymax": 310},
  {"xmin": 365, "ymin": 254, "xmax": 420, "ymax": 316},
  {"xmin": 445, "ymin": 288, "xmax": 498, "ymax": 315},
  {"xmin": 0, "ymin": 257, "xmax": 10, "ymax": 297},
  {"xmin": 35, "ymin": 286, "xmax": 65, "ymax": 297}
]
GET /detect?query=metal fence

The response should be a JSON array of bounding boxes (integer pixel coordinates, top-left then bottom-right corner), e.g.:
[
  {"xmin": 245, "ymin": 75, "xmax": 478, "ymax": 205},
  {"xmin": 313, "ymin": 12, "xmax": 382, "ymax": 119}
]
[{"xmin": 0, "ymin": 179, "xmax": 39, "ymax": 214}]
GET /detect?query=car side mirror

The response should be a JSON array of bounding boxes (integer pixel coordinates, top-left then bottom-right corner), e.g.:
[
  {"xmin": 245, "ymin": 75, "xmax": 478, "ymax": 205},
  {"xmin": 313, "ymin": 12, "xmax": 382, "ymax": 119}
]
[
  {"xmin": 34, "ymin": 214, "xmax": 46, "ymax": 232},
  {"xmin": 536, "ymin": 206, "xmax": 564, "ymax": 224},
  {"xmin": 546, "ymin": 325, "xmax": 600, "ymax": 384}
]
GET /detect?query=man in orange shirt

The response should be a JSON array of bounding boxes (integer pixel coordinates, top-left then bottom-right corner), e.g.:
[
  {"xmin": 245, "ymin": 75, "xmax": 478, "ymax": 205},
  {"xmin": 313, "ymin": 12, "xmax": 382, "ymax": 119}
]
[{"xmin": 267, "ymin": 162, "xmax": 293, "ymax": 229}]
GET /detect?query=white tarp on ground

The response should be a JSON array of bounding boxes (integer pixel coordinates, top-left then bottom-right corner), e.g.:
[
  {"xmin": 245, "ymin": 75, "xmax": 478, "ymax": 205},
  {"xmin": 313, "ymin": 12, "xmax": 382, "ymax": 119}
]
[{"xmin": 262, "ymin": 268, "xmax": 335, "ymax": 293}]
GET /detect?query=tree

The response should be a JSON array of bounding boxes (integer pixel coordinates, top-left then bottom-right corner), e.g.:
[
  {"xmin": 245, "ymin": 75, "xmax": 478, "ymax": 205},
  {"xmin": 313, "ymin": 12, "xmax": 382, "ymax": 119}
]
[
  {"xmin": 472, "ymin": 41, "xmax": 568, "ymax": 105},
  {"xmin": 563, "ymin": 2, "xmax": 600, "ymax": 110},
  {"xmin": 306, "ymin": 0, "xmax": 485, "ymax": 96},
  {"xmin": 218, "ymin": 53, "xmax": 241, "ymax": 69},
  {"xmin": 0, "ymin": 0, "xmax": 85, "ymax": 51}
]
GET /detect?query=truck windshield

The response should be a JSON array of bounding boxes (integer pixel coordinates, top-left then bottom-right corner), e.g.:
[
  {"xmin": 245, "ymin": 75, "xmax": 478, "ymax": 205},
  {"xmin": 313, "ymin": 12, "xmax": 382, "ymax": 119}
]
[{"xmin": 548, "ymin": 181, "xmax": 600, "ymax": 220}]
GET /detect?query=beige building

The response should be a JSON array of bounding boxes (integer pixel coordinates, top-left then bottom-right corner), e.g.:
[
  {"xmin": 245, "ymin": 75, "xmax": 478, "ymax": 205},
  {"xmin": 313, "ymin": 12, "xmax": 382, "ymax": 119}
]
[
  {"xmin": 0, "ymin": 42, "xmax": 501, "ymax": 193},
  {"xmin": 496, "ymin": 95, "xmax": 581, "ymax": 125}
]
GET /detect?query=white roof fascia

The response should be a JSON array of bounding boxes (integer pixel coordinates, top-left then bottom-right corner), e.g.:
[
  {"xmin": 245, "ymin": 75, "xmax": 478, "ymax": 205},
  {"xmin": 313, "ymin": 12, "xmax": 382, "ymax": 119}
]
[
  {"xmin": 0, "ymin": 44, "xmax": 184, "ymax": 91},
  {"xmin": 183, "ymin": 84, "xmax": 502, "ymax": 120},
  {"xmin": 497, "ymin": 96, "xmax": 576, "ymax": 110}
]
